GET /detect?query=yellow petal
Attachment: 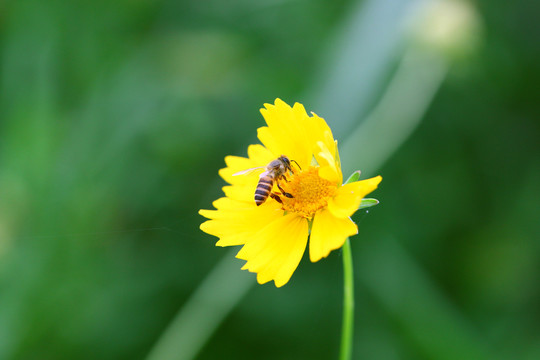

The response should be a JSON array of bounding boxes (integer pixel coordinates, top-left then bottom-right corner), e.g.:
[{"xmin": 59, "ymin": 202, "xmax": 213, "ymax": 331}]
[
  {"xmin": 247, "ymin": 143, "xmax": 275, "ymax": 163},
  {"xmin": 236, "ymin": 213, "xmax": 308, "ymax": 287},
  {"xmin": 305, "ymin": 112, "xmax": 342, "ymax": 182},
  {"xmin": 256, "ymin": 126, "xmax": 281, "ymax": 157},
  {"xmin": 222, "ymin": 185, "xmax": 253, "ymax": 202},
  {"xmin": 333, "ymin": 141, "xmax": 343, "ymax": 184},
  {"xmin": 314, "ymin": 140, "xmax": 341, "ymax": 184},
  {"xmin": 210, "ymin": 196, "xmax": 252, "ymax": 212},
  {"xmin": 327, "ymin": 176, "xmax": 382, "ymax": 218},
  {"xmin": 309, "ymin": 209, "xmax": 358, "ymax": 262},
  {"xmin": 199, "ymin": 198, "xmax": 282, "ymax": 246},
  {"xmin": 257, "ymin": 99, "xmax": 312, "ymax": 168},
  {"xmin": 219, "ymin": 144, "xmax": 274, "ymax": 185},
  {"xmin": 308, "ymin": 112, "xmax": 336, "ymax": 159}
]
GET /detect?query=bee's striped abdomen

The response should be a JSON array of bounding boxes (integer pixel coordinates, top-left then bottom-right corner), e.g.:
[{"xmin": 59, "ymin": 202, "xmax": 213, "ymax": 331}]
[{"xmin": 254, "ymin": 176, "xmax": 274, "ymax": 206}]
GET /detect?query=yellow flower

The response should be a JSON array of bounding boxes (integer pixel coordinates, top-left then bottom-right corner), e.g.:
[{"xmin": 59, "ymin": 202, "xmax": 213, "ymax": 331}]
[{"xmin": 199, "ymin": 99, "xmax": 382, "ymax": 287}]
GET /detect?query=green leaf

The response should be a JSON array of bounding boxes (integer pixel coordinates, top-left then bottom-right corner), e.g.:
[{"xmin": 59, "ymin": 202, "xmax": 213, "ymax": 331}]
[
  {"xmin": 344, "ymin": 170, "xmax": 361, "ymax": 184},
  {"xmin": 359, "ymin": 198, "xmax": 379, "ymax": 209}
]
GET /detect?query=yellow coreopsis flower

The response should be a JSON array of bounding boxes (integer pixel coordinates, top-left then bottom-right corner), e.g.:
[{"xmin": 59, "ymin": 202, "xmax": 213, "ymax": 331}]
[{"xmin": 199, "ymin": 99, "xmax": 382, "ymax": 287}]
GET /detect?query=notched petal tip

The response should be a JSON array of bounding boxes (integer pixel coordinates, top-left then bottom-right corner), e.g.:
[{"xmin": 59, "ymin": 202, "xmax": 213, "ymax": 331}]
[
  {"xmin": 273, "ymin": 278, "xmax": 287, "ymax": 288},
  {"xmin": 261, "ymin": 98, "xmax": 287, "ymax": 113},
  {"xmin": 292, "ymin": 102, "xmax": 307, "ymax": 116},
  {"xmin": 274, "ymin": 98, "xmax": 288, "ymax": 107}
]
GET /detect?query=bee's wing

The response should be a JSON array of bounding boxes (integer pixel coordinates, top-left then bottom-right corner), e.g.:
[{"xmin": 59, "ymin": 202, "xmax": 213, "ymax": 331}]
[{"xmin": 232, "ymin": 166, "xmax": 265, "ymax": 176}]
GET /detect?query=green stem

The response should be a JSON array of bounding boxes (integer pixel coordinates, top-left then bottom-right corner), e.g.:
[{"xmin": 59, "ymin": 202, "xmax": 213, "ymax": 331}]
[{"xmin": 339, "ymin": 238, "xmax": 355, "ymax": 360}]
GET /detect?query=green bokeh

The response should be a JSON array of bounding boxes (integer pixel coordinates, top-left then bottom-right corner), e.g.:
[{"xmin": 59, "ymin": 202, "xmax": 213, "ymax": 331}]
[{"xmin": 1, "ymin": 0, "xmax": 539, "ymax": 359}]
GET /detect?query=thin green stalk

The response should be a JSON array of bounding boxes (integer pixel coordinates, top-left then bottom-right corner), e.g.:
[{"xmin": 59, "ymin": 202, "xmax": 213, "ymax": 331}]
[{"xmin": 340, "ymin": 238, "xmax": 355, "ymax": 360}]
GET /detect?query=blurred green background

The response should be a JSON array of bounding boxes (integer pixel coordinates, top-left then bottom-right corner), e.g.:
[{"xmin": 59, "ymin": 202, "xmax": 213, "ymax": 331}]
[{"xmin": 1, "ymin": 0, "xmax": 539, "ymax": 359}]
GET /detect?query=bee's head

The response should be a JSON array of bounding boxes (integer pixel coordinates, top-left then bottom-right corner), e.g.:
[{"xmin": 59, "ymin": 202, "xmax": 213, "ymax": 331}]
[
  {"xmin": 280, "ymin": 155, "xmax": 301, "ymax": 173},
  {"xmin": 278, "ymin": 155, "xmax": 291, "ymax": 167},
  {"xmin": 276, "ymin": 155, "xmax": 294, "ymax": 173}
]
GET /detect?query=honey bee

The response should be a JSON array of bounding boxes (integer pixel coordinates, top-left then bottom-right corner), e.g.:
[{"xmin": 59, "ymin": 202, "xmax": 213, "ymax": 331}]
[{"xmin": 233, "ymin": 155, "xmax": 300, "ymax": 206}]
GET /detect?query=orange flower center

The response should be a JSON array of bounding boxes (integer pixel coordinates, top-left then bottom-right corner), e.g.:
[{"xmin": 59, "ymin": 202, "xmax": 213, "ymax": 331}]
[{"xmin": 280, "ymin": 167, "xmax": 337, "ymax": 219}]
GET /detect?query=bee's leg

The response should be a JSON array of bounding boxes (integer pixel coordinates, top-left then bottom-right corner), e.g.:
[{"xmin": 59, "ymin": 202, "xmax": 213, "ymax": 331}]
[
  {"xmin": 270, "ymin": 193, "xmax": 283, "ymax": 203},
  {"xmin": 277, "ymin": 182, "xmax": 293, "ymax": 198}
]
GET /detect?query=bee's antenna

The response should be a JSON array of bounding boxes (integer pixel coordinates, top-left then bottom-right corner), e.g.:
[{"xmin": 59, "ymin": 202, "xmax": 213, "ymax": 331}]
[{"xmin": 291, "ymin": 159, "xmax": 301, "ymax": 170}]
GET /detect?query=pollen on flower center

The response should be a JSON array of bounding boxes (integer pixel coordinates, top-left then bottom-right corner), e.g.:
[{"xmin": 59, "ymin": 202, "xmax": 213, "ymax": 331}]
[{"xmin": 280, "ymin": 167, "xmax": 337, "ymax": 219}]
